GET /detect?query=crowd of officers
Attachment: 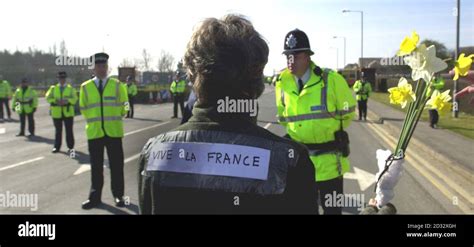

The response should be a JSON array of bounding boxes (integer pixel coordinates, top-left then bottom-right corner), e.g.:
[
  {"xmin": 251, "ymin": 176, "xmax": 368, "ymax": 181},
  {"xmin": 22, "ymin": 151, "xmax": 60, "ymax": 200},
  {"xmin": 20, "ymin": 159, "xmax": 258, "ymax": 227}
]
[{"xmin": 0, "ymin": 14, "xmax": 415, "ymax": 214}]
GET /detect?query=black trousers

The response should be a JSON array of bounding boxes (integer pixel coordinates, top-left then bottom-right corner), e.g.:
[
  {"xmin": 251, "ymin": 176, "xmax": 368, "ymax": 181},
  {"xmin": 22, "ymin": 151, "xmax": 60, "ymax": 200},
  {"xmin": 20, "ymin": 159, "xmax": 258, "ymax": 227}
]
[
  {"xmin": 357, "ymin": 99, "xmax": 368, "ymax": 119},
  {"xmin": 53, "ymin": 117, "xmax": 74, "ymax": 149},
  {"xmin": 0, "ymin": 98, "xmax": 11, "ymax": 119},
  {"xmin": 173, "ymin": 94, "xmax": 185, "ymax": 118},
  {"xmin": 126, "ymin": 96, "xmax": 134, "ymax": 118},
  {"xmin": 428, "ymin": 109, "xmax": 439, "ymax": 126},
  {"xmin": 316, "ymin": 176, "xmax": 344, "ymax": 215},
  {"xmin": 19, "ymin": 113, "xmax": 34, "ymax": 134},
  {"xmin": 88, "ymin": 136, "xmax": 124, "ymax": 202}
]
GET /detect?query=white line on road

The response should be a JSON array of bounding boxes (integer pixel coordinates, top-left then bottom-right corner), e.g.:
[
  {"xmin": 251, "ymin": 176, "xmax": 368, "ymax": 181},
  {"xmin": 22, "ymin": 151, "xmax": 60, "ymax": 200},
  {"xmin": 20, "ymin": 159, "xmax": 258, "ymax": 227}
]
[
  {"xmin": 0, "ymin": 128, "xmax": 5, "ymax": 134},
  {"xmin": 124, "ymin": 121, "xmax": 171, "ymax": 137},
  {"xmin": 0, "ymin": 157, "xmax": 45, "ymax": 172},
  {"xmin": 73, "ymin": 153, "xmax": 142, "ymax": 176},
  {"xmin": 263, "ymin": 123, "xmax": 272, "ymax": 129}
]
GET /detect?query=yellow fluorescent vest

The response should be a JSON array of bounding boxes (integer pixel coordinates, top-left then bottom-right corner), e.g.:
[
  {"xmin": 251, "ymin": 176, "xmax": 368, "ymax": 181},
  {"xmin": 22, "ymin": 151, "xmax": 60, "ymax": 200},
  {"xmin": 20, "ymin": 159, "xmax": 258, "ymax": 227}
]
[
  {"xmin": 170, "ymin": 80, "xmax": 186, "ymax": 94},
  {"xmin": 353, "ymin": 80, "xmax": 372, "ymax": 101},
  {"xmin": 46, "ymin": 83, "xmax": 78, "ymax": 118},
  {"xmin": 12, "ymin": 87, "xmax": 38, "ymax": 114},
  {"xmin": 275, "ymin": 62, "xmax": 356, "ymax": 181},
  {"xmin": 127, "ymin": 84, "xmax": 138, "ymax": 96},
  {"xmin": 79, "ymin": 78, "xmax": 129, "ymax": 140}
]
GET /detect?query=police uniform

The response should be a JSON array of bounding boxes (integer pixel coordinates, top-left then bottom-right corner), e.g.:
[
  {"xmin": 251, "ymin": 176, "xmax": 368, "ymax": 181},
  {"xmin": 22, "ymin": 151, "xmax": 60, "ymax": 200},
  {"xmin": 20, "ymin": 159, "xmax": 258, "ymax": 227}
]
[
  {"xmin": 170, "ymin": 74, "xmax": 186, "ymax": 118},
  {"xmin": 0, "ymin": 78, "xmax": 13, "ymax": 121},
  {"xmin": 428, "ymin": 76, "xmax": 445, "ymax": 128},
  {"xmin": 80, "ymin": 53, "xmax": 129, "ymax": 209},
  {"xmin": 126, "ymin": 76, "xmax": 138, "ymax": 118},
  {"xmin": 353, "ymin": 73, "xmax": 372, "ymax": 121},
  {"xmin": 12, "ymin": 78, "xmax": 38, "ymax": 136},
  {"xmin": 46, "ymin": 72, "xmax": 78, "ymax": 153},
  {"xmin": 138, "ymin": 105, "xmax": 316, "ymax": 214},
  {"xmin": 275, "ymin": 29, "xmax": 356, "ymax": 214}
]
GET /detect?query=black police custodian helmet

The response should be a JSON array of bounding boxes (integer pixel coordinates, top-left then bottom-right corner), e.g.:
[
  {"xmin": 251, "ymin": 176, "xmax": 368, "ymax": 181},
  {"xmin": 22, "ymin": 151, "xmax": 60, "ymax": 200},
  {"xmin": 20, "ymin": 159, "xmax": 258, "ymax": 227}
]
[
  {"xmin": 283, "ymin": 29, "xmax": 314, "ymax": 55},
  {"xmin": 93, "ymin": 52, "xmax": 109, "ymax": 64}
]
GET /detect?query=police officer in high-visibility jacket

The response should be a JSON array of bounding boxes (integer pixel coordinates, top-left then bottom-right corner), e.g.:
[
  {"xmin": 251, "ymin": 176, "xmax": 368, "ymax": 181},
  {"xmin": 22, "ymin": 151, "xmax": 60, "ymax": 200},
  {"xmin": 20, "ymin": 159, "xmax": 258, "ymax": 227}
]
[
  {"xmin": 46, "ymin": 71, "xmax": 78, "ymax": 154},
  {"xmin": 170, "ymin": 73, "xmax": 186, "ymax": 118},
  {"xmin": 428, "ymin": 75, "xmax": 445, "ymax": 128},
  {"xmin": 80, "ymin": 53, "xmax": 129, "ymax": 209},
  {"xmin": 125, "ymin": 76, "xmax": 137, "ymax": 119},
  {"xmin": 352, "ymin": 72, "xmax": 372, "ymax": 121},
  {"xmin": 0, "ymin": 75, "xmax": 13, "ymax": 122},
  {"xmin": 275, "ymin": 29, "xmax": 356, "ymax": 215},
  {"xmin": 12, "ymin": 78, "xmax": 38, "ymax": 137}
]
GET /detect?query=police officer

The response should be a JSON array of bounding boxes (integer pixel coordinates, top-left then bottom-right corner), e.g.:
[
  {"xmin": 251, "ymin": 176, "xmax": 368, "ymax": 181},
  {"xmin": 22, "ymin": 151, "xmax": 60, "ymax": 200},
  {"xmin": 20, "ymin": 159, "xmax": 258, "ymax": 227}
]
[
  {"xmin": 428, "ymin": 75, "xmax": 445, "ymax": 128},
  {"xmin": 80, "ymin": 53, "xmax": 129, "ymax": 209},
  {"xmin": 275, "ymin": 29, "xmax": 356, "ymax": 214},
  {"xmin": 353, "ymin": 72, "xmax": 372, "ymax": 121},
  {"xmin": 12, "ymin": 78, "xmax": 38, "ymax": 137},
  {"xmin": 0, "ymin": 75, "xmax": 13, "ymax": 122},
  {"xmin": 169, "ymin": 72, "xmax": 186, "ymax": 118},
  {"xmin": 46, "ymin": 72, "xmax": 78, "ymax": 153},
  {"xmin": 125, "ymin": 75, "xmax": 137, "ymax": 119},
  {"xmin": 139, "ymin": 15, "xmax": 316, "ymax": 214}
]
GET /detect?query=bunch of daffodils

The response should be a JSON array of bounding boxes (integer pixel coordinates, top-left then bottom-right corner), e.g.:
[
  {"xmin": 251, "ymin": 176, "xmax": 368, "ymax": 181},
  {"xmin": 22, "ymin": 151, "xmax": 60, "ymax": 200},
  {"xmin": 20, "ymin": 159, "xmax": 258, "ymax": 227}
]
[{"xmin": 389, "ymin": 31, "xmax": 473, "ymax": 157}]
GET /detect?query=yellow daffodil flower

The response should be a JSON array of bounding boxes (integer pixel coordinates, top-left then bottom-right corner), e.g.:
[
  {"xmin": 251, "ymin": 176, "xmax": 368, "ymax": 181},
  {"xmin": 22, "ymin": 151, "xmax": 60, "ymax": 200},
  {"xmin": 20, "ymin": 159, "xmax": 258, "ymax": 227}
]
[
  {"xmin": 397, "ymin": 31, "xmax": 419, "ymax": 56},
  {"xmin": 426, "ymin": 90, "xmax": 452, "ymax": 114},
  {"xmin": 453, "ymin": 53, "xmax": 474, "ymax": 80},
  {"xmin": 388, "ymin": 77, "xmax": 416, "ymax": 108}
]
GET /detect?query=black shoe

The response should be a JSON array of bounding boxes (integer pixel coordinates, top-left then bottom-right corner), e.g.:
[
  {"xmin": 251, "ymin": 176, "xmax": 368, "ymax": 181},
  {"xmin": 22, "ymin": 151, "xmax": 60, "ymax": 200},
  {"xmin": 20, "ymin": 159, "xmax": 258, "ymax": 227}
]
[
  {"xmin": 81, "ymin": 199, "xmax": 101, "ymax": 210},
  {"xmin": 114, "ymin": 197, "xmax": 125, "ymax": 207},
  {"xmin": 171, "ymin": 116, "xmax": 177, "ymax": 119},
  {"xmin": 27, "ymin": 133, "xmax": 34, "ymax": 137},
  {"xmin": 16, "ymin": 133, "xmax": 25, "ymax": 137},
  {"xmin": 52, "ymin": 148, "xmax": 60, "ymax": 153}
]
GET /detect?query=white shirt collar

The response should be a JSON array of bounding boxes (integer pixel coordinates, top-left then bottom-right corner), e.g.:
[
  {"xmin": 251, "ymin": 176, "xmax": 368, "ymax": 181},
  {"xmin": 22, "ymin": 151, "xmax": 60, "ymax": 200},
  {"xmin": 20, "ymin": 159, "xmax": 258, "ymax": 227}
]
[
  {"xmin": 293, "ymin": 67, "xmax": 311, "ymax": 86},
  {"xmin": 93, "ymin": 76, "xmax": 108, "ymax": 87}
]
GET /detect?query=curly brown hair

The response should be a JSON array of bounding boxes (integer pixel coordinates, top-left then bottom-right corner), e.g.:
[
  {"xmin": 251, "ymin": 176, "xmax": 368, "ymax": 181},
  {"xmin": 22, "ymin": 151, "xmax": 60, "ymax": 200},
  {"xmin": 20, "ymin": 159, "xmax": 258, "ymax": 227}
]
[{"xmin": 184, "ymin": 14, "xmax": 269, "ymax": 106}]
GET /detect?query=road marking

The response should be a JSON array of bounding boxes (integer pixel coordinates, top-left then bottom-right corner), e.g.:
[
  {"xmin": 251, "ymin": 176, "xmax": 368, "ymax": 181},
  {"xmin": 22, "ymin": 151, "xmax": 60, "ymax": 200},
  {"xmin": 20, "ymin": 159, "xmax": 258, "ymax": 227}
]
[
  {"xmin": 73, "ymin": 153, "xmax": 142, "ymax": 176},
  {"xmin": 0, "ymin": 157, "xmax": 45, "ymax": 172},
  {"xmin": 365, "ymin": 120, "xmax": 472, "ymax": 213},
  {"xmin": 263, "ymin": 123, "xmax": 272, "ymax": 129},
  {"xmin": 345, "ymin": 166, "xmax": 375, "ymax": 191},
  {"xmin": 0, "ymin": 128, "xmax": 5, "ymax": 134},
  {"xmin": 125, "ymin": 121, "xmax": 172, "ymax": 136}
]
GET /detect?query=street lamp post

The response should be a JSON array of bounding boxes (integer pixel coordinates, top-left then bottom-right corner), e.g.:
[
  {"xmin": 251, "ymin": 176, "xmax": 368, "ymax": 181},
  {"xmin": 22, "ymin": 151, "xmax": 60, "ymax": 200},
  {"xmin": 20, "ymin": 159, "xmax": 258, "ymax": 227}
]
[
  {"xmin": 342, "ymin": 10, "xmax": 364, "ymax": 65},
  {"xmin": 453, "ymin": 0, "xmax": 460, "ymax": 118},
  {"xmin": 333, "ymin": 36, "xmax": 346, "ymax": 68},
  {"xmin": 330, "ymin": 47, "xmax": 339, "ymax": 70}
]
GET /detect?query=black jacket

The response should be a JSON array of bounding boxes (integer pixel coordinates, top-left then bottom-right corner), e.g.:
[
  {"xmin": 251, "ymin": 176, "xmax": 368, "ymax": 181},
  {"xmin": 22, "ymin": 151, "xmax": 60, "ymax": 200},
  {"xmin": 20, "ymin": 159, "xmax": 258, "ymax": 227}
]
[{"xmin": 138, "ymin": 105, "xmax": 316, "ymax": 214}]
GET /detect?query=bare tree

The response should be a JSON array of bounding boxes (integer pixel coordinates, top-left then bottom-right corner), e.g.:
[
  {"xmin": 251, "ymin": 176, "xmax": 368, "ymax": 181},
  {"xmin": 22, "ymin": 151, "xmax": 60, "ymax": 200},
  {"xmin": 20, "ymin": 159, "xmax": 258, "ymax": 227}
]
[
  {"xmin": 59, "ymin": 40, "xmax": 67, "ymax": 56},
  {"xmin": 141, "ymin": 49, "xmax": 153, "ymax": 71},
  {"xmin": 157, "ymin": 50, "xmax": 175, "ymax": 72},
  {"xmin": 120, "ymin": 58, "xmax": 135, "ymax": 67}
]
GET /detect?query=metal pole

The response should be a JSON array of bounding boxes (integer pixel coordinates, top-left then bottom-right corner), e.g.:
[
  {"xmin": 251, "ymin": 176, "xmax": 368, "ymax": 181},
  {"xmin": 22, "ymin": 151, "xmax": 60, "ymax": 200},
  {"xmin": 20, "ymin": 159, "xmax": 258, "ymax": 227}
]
[
  {"xmin": 453, "ymin": 0, "xmax": 460, "ymax": 118},
  {"xmin": 343, "ymin": 37, "xmax": 347, "ymax": 68},
  {"xmin": 361, "ymin": 11, "xmax": 364, "ymax": 61}
]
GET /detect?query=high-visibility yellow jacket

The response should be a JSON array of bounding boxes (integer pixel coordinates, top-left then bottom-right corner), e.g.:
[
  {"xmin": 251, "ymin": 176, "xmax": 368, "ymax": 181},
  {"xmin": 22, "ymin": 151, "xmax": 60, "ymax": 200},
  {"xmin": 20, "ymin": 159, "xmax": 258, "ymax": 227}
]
[
  {"xmin": 353, "ymin": 80, "xmax": 372, "ymax": 101},
  {"xmin": 45, "ymin": 83, "xmax": 78, "ymax": 118},
  {"xmin": 275, "ymin": 61, "xmax": 356, "ymax": 181},
  {"xmin": 170, "ymin": 80, "xmax": 186, "ymax": 94},
  {"xmin": 79, "ymin": 78, "xmax": 129, "ymax": 140},
  {"xmin": 0, "ymin": 80, "xmax": 12, "ymax": 98},
  {"xmin": 127, "ymin": 83, "xmax": 138, "ymax": 97},
  {"xmin": 12, "ymin": 86, "xmax": 38, "ymax": 114}
]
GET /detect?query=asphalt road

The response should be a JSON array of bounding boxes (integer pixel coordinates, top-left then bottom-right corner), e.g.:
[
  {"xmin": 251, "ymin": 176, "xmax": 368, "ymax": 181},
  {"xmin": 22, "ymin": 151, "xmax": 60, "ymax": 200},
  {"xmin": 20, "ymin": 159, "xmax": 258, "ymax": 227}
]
[{"xmin": 0, "ymin": 86, "xmax": 468, "ymax": 214}]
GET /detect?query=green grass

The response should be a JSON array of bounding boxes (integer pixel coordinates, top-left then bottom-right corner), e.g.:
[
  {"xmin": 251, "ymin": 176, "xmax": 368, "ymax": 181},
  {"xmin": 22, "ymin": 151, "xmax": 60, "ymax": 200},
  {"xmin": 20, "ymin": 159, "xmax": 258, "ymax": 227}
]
[{"xmin": 370, "ymin": 92, "xmax": 474, "ymax": 140}]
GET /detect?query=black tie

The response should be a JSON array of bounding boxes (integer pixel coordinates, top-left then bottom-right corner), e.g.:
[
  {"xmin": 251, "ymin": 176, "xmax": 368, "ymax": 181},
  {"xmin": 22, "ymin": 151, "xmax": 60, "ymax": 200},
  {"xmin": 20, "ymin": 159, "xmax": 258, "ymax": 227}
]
[
  {"xmin": 98, "ymin": 80, "xmax": 103, "ymax": 95},
  {"xmin": 298, "ymin": 78, "xmax": 304, "ymax": 93}
]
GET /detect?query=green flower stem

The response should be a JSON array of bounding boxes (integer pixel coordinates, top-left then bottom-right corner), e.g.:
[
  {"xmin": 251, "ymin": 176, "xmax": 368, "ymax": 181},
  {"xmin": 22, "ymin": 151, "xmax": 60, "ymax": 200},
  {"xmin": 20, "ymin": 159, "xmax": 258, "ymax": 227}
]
[{"xmin": 401, "ymin": 80, "xmax": 431, "ymax": 151}]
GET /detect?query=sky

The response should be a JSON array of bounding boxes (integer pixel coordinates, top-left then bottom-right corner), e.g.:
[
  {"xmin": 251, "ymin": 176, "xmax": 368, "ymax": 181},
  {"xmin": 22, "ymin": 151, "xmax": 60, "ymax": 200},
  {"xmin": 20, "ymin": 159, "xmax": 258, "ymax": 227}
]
[{"xmin": 1, "ymin": 0, "xmax": 473, "ymax": 75}]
